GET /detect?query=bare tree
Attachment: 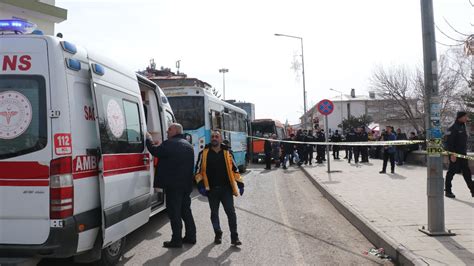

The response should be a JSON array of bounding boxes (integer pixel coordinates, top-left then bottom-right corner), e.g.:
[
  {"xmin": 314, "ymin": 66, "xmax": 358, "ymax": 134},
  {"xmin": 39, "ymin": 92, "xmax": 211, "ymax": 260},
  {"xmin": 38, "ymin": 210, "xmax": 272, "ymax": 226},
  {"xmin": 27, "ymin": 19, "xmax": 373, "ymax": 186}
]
[
  {"xmin": 370, "ymin": 66, "xmax": 423, "ymax": 132},
  {"xmin": 370, "ymin": 48, "xmax": 471, "ymax": 132},
  {"xmin": 211, "ymin": 87, "xmax": 221, "ymax": 99}
]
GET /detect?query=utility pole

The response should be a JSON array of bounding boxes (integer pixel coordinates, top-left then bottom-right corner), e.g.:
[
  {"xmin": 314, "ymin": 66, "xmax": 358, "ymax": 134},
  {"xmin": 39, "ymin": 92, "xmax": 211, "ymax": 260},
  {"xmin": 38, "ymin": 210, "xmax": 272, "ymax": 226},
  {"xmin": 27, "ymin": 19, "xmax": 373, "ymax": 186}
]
[
  {"xmin": 419, "ymin": 0, "xmax": 454, "ymax": 236},
  {"xmin": 219, "ymin": 68, "xmax": 229, "ymax": 100},
  {"xmin": 274, "ymin": 33, "xmax": 307, "ymax": 129}
]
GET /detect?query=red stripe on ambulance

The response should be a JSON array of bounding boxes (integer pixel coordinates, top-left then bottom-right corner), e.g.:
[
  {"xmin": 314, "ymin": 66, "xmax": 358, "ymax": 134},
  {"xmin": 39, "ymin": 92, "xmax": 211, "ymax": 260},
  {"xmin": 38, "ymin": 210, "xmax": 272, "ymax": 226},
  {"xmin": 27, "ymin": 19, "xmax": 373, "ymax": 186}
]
[
  {"xmin": 103, "ymin": 154, "xmax": 149, "ymax": 177},
  {"xmin": 0, "ymin": 162, "xmax": 49, "ymax": 179}
]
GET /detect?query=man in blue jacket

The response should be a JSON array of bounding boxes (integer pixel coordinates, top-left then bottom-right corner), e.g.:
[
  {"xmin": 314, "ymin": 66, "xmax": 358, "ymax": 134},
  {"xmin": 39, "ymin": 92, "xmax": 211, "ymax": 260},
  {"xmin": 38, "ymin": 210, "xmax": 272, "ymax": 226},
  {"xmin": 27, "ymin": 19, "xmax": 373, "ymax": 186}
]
[{"xmin": 146, "ymin": 123, "xmax": 196, "ymax": 248}]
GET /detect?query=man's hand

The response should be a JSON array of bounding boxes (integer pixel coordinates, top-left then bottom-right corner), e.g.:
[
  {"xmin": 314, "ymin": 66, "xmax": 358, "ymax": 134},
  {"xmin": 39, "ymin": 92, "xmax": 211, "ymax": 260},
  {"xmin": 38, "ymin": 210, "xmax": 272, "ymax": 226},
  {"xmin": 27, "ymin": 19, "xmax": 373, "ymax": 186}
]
[
  {"xmin": 450, "ymin": 154, "xmax": 456, "ymax": 163},
  {"xmin": 197, "ymin": 181, "xmax": 208, "ymax": 196},
  {"xmin": 146, "ymin": 132, "xmax": 153, "ymax": 141}
]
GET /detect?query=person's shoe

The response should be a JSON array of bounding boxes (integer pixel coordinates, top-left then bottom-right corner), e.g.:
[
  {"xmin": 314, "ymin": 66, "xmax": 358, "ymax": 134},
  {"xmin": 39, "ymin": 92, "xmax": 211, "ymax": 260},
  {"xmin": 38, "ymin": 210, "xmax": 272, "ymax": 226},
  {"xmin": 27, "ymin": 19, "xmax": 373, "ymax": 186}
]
[
  {"xmin": 231, "ymin": 237, "xmax": 242, "ymax": 246},
  {"xmin": 182, "ymin": 237, "xmax": 196, "ymax": 245},
  {"xmin": 282, "ymin": 166, "xmax": 287, "ymax": 169},
  {"xmin": 264, "ymin": 167, "xmax": 271, "ymax": 170},
  {"xmin": 391, "ymin": 170, "xmax": 395, "ymax": 174},
  {"xmin": 471, "ymin": 192, "xmax": 474, "ymax": 197},
  {"xmin": 214, "ymin": 231, "xmax": 223, "ymax": 245},
  {"xmin": 379, "ymin": 170, "xmax": 386, "ymax": 174},
  {"xmin": 163, "ymin": 241, "xmax": 182, "ymax": 248},
  {"xmin": 445, "ymin": 191, "xmax": 456, "ymax": 198}
]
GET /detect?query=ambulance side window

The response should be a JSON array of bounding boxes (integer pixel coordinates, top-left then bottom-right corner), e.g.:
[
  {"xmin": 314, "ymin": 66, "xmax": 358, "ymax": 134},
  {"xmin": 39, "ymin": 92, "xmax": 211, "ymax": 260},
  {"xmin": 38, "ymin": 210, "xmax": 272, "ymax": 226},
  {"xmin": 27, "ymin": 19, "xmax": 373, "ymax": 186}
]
[{"xmin": 94, "ymin": 84, "xmax": 144, "ymax": 154}]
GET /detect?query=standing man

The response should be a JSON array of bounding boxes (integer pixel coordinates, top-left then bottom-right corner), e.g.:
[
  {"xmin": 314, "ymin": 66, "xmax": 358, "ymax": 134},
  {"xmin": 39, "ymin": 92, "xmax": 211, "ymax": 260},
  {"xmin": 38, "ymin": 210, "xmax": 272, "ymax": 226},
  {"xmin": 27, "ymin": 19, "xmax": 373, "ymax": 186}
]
[
  {"xmin": 395, "ymin": 128, "xmax": 407, "ymax": 165},
  {"xmin": 346, "ymin": 128, "xmax": 356, "ymax": 163},
  {"xmin": 264, "ymin": 134, "xmax": 272, "ymax": 170},
  {"xmin": 360, "ymin": 127, "xmax": 369, "ymax": 163},
  {"xmin": 331, "ymin": 130, "xmax": 342, "ymax": 159},
  {"xmin": 195, "ymin": 130, "xmax": 244, "ymax": 245},
  {"xmin": 315, "ymin": 128, "xmax": 326, "ymax": 164},
  {"xmin": 444, "ymin": 111, "xmax": 473, "ymax": 198},
  {"xmin": 146, "ymin": 123, "xmax": 196, "ymax": 248},
  {"xmin": 296, "ymin": 129, "xmax": 306, "ymax": 166},
  {"xmin": 281, "ymin": 134, "xmax": 295, "ymax": 169},
  {"xmin": 271, "ymin": 134, "xmax": 281, "ymax": 168},
  {"xmin": 380, "ymin": 125, "xmax": 396, "ymax": 174},
  {"xmin": 305, "ymin": 130, "xmax": 316, "ymax": 165}
]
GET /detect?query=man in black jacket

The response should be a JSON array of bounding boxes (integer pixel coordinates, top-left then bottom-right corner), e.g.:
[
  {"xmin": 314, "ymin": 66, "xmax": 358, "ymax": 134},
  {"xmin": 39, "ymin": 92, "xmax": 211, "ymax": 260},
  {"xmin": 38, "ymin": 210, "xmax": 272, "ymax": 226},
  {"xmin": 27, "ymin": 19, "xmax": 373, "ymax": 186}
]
[
  {"xmin": 331, "ymin": 130, "xmax": 342, "ymax": 159},
  {"xmin": 146, "ymin": 123, "xmax": 196, "ymax": 248},
  {"xmin": 264, "ymin": 134, "xmax": 272, "ymax": 170},
  {"xmin": 444, "ymin": 111, "xmax": 473, "ymax": 198}
]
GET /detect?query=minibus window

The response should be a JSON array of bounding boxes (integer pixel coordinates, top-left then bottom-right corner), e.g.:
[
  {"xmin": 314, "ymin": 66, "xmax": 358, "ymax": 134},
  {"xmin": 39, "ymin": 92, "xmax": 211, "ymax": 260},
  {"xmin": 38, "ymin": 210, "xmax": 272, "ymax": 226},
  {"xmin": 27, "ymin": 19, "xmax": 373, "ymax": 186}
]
[
  {"xmin": 168, "ymin": 96, "xmax": 204, "ymax": 130},
  {"xmin": 0, "ymin": 75, "xmax": 47, "ymax": 159}
]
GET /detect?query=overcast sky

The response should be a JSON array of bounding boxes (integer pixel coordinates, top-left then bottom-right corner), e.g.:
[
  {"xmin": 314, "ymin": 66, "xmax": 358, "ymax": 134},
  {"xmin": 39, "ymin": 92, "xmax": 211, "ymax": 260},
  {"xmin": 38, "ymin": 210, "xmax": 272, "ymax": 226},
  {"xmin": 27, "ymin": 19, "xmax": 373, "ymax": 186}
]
[{"xmin": 56, "ymin": 0, "xmax": 472, "ymax": 124}]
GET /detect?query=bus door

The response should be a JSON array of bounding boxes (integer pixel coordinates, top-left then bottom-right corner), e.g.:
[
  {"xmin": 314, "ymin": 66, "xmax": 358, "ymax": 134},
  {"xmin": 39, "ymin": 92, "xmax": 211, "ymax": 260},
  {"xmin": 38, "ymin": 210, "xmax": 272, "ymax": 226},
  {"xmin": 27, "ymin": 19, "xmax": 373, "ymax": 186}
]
[{"xmin": 89, "ymin": 65, "xmax": 151, "ymax": 247}]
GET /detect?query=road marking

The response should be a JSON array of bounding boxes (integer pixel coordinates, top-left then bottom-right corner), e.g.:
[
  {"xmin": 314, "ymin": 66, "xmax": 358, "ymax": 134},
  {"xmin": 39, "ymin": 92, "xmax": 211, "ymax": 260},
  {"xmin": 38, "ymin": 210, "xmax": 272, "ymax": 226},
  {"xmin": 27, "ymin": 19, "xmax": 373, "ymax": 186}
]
[{"xmin": 273, "ymin": 173, "xmax": 306, "ymax": 264}]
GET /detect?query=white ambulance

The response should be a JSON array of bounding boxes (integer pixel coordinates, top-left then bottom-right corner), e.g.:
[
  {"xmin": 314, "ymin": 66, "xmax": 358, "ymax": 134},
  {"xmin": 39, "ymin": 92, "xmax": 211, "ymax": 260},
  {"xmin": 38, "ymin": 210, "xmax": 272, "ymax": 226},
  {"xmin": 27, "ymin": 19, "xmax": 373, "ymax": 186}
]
[{"xmin": 0, "ymin": 20, "xmax": 174, "ymax": 265}]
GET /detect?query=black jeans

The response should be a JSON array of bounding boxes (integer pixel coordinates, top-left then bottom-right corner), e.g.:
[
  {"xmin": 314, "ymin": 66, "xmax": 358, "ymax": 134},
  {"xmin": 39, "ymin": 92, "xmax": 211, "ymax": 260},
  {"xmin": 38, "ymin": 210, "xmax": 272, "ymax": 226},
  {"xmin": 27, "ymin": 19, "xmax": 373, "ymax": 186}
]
[
  {"xmin": 354, "ymin": 147, "xmax": 361, "ymax": 163},
  {"xmin": 347, "ymin": 147, "xmax": 353, "ymax": 162},
  {"xmin": 445, "ymin": 158, "xmax": 473, "ymax": 193},
  {"xmin": 333, "ymin": 145, "xmax": 340, "ymax": 159},
  {"xmin": 165, "ymin": 188, "xmax": 196, "ymax": 242},
  {"xmin": 382, "ymin": 151, "xmax": 395, "ymax": 172},
  {"xmin": 361, "ymin": 147, "xmax": 368, "ymax": 162},
  {"xmin": 208, "ymin": 186, "xmax": 238, "ymax": 239}
]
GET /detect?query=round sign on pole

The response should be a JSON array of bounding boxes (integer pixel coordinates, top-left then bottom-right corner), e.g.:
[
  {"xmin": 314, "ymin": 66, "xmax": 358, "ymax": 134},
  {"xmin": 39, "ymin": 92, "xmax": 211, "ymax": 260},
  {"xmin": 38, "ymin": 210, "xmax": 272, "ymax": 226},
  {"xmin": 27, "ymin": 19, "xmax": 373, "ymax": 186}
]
[{"xmin": 317, "ymin": 99, "xmax": 334, "ymax": 116}]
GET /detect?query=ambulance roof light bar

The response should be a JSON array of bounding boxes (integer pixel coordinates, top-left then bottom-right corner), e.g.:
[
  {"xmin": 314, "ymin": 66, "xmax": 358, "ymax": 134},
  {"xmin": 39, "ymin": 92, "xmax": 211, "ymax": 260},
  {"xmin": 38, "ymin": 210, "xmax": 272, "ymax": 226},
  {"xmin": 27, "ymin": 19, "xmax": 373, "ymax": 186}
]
[{"xmin": 0, "ymin": 19, "xmax": 37, "ymax": 34}]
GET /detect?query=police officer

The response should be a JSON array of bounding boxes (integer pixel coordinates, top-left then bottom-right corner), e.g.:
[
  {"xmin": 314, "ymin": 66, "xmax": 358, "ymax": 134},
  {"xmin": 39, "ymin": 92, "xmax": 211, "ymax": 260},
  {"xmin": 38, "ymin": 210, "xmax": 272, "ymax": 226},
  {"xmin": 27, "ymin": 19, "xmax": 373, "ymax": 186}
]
[
  {"xmin": 315, "ymin": 128, "xmax": 326, "ymax": 164},
  {"xmin": 331, "ymin": 130, "xmax": 342, "ymax": 159},
  {"xmin": 360, "ymin": 127, "xmax": 369, "ymax": 163},
  {"xmin": 296, "ymin": 129, "xmax": 306, "ymax": 166},
  {"xmin": 305, "ymin": 130, "xmax": 316, "ymax": 165},
  {"xmin": 444, "ymin": 111, "xmax": 473, "ymax": 198},
  {"xmin": 346, "ymin": 129, "xmax": 356, "ymax": 163}
]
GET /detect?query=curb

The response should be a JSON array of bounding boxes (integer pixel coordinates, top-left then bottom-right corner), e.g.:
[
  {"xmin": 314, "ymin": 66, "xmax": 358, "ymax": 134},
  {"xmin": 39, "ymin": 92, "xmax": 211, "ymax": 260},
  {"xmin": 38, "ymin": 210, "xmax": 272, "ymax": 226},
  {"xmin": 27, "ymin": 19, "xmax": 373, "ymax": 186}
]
[{"xmin": 300, "ymin": 167, "xmax": 428, "ymax": 266}]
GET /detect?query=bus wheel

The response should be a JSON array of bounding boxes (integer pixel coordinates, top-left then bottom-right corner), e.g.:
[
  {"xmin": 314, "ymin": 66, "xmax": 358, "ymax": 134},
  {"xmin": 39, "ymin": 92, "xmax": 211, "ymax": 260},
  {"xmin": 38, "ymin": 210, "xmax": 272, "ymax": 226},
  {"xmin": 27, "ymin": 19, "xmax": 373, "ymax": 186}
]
[
  {"xmin": 252, "ymin": 158, "xmax": 259, "ymax": 164},
  {"xmin": 99, "ymin": 237, "xmax": 125, "ymax": 266},
  {"xmin": 238, "ymin": 165, "xmax": 247, "ymax": 173}
]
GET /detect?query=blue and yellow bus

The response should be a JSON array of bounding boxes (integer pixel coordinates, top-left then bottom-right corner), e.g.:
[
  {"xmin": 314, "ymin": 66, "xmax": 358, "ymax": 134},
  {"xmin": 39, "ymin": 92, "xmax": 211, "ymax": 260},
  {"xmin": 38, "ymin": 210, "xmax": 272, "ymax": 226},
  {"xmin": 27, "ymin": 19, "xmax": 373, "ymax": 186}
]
[{"xmin": 164, "ymin": 87, "xmax": 248, "ymax": 172}]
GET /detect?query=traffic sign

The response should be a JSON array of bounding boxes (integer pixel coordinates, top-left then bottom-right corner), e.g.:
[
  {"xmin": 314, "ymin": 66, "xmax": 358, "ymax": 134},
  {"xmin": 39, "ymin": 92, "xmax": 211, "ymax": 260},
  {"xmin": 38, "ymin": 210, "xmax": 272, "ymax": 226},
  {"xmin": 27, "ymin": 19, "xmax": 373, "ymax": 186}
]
[{"xmin": 317, "ymin": 99, "xmax": 334, "ymax": 116}]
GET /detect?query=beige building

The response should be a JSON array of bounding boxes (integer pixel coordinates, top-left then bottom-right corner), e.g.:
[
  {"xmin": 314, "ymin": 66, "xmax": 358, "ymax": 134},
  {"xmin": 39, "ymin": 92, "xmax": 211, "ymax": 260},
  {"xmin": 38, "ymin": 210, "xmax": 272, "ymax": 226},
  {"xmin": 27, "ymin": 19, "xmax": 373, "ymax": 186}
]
[{"xmin": 0, "ymin": 0, "xmax": 67, "ymax": 35}]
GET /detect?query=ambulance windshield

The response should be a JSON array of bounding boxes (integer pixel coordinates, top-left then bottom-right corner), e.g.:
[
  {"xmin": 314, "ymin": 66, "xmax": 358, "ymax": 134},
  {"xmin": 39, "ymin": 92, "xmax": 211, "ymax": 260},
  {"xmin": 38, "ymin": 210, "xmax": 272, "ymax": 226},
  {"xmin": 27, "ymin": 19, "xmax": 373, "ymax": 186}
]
[
  {"xmin": 0, "ymin": 76, "xmax": 47, "ymax": 159},
  {"xmin": 168, "ymin": 96, "xmax": 204, "ymax": 130}
]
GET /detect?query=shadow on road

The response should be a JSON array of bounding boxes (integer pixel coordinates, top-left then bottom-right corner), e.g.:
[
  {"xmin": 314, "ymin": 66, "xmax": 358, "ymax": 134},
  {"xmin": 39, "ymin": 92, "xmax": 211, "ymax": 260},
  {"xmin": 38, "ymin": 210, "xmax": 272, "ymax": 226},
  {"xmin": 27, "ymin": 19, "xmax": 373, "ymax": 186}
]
[{"xmin": 234, "ymin": 206, "xmax": 381, "ymax": 264}]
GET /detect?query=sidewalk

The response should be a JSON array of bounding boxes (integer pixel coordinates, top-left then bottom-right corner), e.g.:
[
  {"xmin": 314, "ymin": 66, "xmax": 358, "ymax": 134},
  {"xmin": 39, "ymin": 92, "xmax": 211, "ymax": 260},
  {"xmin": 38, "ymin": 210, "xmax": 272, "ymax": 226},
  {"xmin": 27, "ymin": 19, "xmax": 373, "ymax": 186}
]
[{"xmin": 301, "ymin": 159, "xmax": 473, "ymax": 265}]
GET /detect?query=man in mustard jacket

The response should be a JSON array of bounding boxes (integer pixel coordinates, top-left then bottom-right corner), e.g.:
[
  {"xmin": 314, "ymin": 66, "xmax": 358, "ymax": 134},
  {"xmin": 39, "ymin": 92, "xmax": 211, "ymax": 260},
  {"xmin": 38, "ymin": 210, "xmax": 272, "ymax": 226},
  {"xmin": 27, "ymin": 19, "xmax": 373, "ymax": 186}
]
[{"xmin": 195, "ymin": 130, "xmax": 244, "ymax": 246}]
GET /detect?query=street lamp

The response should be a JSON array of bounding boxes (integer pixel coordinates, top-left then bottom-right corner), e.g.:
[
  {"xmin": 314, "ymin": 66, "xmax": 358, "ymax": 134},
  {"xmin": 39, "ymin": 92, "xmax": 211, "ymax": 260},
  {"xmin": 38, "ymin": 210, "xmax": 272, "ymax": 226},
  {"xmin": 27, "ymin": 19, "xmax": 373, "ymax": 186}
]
[
  {"xmin": 219, "ymin": 68, "xmax": 229, "ymax": 100},
  {"xmin": 330, "ymin": 88, "xmax": 344, "ymax": 133},
  {"xmin": 274, "ymin": 33, "xmax": 307, "ymax": 129}
]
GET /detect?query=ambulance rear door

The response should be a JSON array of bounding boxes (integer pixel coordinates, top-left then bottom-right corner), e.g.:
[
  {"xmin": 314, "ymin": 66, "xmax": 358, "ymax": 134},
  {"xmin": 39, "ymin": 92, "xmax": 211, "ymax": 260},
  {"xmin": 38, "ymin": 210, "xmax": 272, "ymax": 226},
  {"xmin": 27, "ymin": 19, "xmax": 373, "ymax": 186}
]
[
  {"xmin": 87, "ymin": 59, "xmax": 151, "ymax": 247},
  {"xmin": 0, "ymin": 36, "xmax": 52, "ymax": 246}
]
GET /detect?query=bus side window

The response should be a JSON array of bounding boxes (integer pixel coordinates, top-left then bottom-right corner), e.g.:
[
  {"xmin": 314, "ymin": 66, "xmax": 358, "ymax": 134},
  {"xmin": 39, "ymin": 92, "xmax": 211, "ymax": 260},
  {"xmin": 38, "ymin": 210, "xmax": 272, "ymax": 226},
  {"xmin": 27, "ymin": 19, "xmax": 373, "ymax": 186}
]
[{"xmin": 211, "ymin": 110, "xmax": 222, "ymax": 130}]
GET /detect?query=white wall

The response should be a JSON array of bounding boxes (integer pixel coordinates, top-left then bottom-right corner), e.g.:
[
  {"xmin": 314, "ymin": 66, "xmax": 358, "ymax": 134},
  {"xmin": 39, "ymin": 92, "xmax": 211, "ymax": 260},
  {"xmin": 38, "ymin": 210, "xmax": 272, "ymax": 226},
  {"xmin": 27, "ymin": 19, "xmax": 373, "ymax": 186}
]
[{"xmin": 0, "ymin": 2, "xmax": 57, "ymax": 35}]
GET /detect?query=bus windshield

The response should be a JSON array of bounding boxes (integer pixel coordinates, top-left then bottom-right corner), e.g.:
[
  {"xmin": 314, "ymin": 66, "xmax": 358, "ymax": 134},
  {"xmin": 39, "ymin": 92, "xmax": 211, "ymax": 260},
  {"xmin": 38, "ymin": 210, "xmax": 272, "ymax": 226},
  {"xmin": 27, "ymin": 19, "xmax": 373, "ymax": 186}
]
[
  {"xmin": 168, "ymin": 96, "xmax": 204, "ymax": 130},
  {"xmin": 251, "ymin": 122, "xmax": 275, "ymax": 137}
]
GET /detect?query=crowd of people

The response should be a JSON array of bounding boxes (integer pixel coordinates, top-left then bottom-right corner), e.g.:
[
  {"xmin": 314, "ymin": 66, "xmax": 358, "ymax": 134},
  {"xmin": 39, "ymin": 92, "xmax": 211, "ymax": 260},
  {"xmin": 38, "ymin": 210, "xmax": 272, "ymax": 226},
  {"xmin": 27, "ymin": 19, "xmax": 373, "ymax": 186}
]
[{"xmin": 262, "ymin": 125, "xmax": 424, "ymax": 174}]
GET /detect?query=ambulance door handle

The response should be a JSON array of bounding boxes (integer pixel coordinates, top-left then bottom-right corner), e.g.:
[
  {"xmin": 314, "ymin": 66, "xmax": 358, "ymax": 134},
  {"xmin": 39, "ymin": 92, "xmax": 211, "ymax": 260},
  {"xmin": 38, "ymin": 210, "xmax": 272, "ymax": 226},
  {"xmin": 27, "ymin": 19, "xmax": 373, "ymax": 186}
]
[{"xmin": 143, "ymin": 157, "xmax": 150, "ymax": 164}]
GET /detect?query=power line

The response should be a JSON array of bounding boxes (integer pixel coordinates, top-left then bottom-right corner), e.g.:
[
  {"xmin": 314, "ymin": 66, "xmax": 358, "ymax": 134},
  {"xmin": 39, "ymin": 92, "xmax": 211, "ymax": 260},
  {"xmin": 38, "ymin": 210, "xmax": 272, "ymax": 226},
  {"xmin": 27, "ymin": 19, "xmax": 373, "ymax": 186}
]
[
  {"xmin": 443, "ymin": 17, "xmax": 471, "ymax": 37},
  {"xmin": 436, "ymin": 41, "xmax": 464, "ymax": 47},
  {"xmin": 435, "ymin": 24, "xmax": 466, "ymax": 43}
]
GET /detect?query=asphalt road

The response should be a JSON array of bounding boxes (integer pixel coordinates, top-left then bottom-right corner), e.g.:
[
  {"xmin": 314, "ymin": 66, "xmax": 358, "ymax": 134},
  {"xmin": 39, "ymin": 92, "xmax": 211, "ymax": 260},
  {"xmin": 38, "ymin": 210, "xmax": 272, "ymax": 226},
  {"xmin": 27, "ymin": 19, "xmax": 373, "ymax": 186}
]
[{"xmin": 39, "ymin": 164, "xmax": 391, "ymax": 265}]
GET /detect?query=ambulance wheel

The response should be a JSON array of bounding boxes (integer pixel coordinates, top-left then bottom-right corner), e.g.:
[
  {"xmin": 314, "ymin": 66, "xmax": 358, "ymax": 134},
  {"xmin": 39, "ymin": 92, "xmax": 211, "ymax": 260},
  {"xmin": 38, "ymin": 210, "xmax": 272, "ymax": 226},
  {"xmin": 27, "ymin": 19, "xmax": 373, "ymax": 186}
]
[
  {"xmin": 238, "ymin": 165, "xmax": 247, "ymax": 173},
  {"xmin": 99, "ymin": 237, "xmax": 126, "ymax": 266}
]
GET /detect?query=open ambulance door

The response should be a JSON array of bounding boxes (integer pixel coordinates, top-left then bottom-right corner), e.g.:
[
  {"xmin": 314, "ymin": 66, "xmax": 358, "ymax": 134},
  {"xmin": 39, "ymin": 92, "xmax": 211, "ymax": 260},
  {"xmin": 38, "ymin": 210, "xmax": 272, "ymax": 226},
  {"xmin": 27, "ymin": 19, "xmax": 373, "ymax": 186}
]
[{"xmin": 88, "ymin": 62, "xmax": 151, "ymax": 249}]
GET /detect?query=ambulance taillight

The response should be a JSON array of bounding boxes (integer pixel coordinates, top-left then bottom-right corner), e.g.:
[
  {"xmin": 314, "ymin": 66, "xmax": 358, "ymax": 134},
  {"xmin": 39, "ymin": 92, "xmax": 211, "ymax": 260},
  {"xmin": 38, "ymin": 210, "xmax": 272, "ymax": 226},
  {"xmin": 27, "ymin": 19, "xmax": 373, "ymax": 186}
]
[{"xmin": 49, "ymin": 157, "xmax": 74, "ymax": 219}]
